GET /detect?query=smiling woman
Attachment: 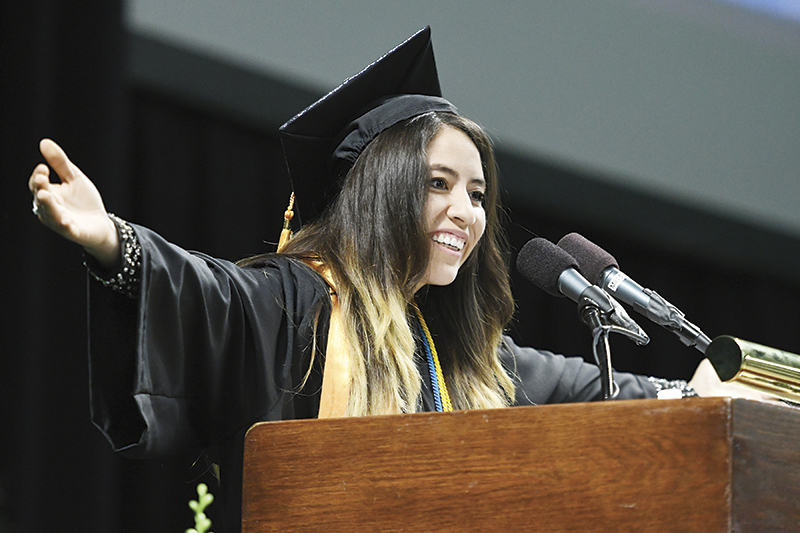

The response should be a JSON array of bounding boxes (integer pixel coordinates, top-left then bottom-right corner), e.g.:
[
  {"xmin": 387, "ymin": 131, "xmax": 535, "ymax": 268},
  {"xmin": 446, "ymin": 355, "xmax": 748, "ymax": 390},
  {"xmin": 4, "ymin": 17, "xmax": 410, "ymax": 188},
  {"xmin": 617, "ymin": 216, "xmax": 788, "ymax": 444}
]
[
  {"xmin": 27, "ymin": 27, "xmax": 671, "ymax": 532},
  {"xmin": 276, "ymin": 107, "xmax": 514, "ymax": 419}
]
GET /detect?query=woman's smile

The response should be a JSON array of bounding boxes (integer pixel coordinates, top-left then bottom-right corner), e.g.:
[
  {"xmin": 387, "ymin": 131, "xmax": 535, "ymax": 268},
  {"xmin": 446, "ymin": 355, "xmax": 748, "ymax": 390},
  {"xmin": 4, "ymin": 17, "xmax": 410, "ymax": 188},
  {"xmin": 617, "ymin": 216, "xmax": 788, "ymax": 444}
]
[{"xmin": 431, "ymin": 230, "xmax": 467, "ymax": 253}]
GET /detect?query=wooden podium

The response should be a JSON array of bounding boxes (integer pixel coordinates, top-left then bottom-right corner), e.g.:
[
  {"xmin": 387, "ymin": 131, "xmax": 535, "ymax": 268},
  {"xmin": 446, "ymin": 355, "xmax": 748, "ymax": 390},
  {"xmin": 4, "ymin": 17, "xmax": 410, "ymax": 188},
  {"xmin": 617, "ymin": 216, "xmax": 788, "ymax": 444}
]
[{"xmin": 241, "ymin": 398, "xmax": 800, "ymax": 532}]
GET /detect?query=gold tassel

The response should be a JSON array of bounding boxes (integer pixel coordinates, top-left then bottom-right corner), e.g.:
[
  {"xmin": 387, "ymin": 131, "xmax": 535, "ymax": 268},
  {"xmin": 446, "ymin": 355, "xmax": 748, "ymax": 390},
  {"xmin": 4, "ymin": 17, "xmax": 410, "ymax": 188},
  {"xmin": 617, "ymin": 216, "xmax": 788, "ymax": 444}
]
[{"xmin": 277, "ymin": 192, "xmax": 295, "ymax": 252}]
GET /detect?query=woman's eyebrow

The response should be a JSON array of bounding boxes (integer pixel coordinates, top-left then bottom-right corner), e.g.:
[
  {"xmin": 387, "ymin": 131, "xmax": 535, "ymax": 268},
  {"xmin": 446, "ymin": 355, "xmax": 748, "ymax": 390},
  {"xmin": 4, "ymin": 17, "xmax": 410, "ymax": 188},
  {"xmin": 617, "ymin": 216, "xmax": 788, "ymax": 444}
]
[
  {"xmin": 471, "ymin": 176, "xmax": 487, "ymax": 188},
  {"xmin": 430, "ymin": 163, "xmax": 458, "ymax": 176}
]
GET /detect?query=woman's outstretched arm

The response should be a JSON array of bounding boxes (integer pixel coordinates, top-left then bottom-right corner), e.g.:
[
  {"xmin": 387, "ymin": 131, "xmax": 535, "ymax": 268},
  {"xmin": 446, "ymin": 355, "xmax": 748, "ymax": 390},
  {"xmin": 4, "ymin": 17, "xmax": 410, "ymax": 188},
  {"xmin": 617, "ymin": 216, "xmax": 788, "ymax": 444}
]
[{"xmin": 28, "ymin": 138, "xmax": 119, "ymax": 268}]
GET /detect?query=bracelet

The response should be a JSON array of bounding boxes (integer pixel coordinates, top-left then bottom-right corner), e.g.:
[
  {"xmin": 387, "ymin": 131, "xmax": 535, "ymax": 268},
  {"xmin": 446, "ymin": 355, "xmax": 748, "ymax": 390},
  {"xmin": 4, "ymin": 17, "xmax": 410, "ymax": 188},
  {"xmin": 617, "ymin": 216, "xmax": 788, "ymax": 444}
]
[
  {"xmin": 647, "ymin": 376, "xmax": 699, "ymax": 399},
  {"xmin": 84, "ymin": 213, "xmax": 141, "ymax": 299}
]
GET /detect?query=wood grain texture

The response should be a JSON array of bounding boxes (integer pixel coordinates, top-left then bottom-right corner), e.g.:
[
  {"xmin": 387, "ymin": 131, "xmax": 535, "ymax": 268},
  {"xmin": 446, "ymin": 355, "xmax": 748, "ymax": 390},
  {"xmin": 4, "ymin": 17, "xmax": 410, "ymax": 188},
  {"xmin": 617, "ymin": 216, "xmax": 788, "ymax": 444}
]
[
  {"xmin": 731, "ymin": 399, "xmax": 800, "ymax": 531},
  {"xmin": 242, "ymin": 398, "xmax": 776, "ymax": 531}
]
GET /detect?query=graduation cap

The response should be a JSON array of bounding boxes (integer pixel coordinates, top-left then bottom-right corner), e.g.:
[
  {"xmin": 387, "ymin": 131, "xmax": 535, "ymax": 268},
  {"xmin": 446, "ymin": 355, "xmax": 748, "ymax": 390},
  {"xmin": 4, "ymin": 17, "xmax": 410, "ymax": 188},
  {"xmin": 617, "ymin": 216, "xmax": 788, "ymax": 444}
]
[{"xmin": 279, "ymin": 26, "xmax": 458, "ymax": 225}]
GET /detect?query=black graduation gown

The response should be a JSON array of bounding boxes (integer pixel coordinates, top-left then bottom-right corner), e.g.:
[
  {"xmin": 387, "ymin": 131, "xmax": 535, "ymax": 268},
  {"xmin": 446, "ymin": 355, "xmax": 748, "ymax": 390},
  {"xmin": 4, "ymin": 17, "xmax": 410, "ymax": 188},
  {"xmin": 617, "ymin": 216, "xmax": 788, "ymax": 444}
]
[{"xmin": 87, "ymin": 224, "xmax": 655, "ymax": 531}]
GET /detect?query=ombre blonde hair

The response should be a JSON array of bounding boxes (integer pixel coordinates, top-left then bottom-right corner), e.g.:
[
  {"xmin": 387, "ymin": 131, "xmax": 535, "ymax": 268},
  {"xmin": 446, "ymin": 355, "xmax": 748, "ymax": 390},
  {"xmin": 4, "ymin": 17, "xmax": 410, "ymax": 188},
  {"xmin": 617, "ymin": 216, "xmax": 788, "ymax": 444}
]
[{"xmin": 277, "ymin": 112, "xmax": 515, "ymax": 416}]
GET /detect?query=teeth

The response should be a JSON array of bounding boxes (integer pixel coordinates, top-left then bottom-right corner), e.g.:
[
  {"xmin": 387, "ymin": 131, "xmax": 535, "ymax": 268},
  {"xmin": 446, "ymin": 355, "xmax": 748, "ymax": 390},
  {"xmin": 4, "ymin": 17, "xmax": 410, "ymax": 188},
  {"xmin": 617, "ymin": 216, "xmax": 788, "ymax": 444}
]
[{"xmin": 432, "ymin": 233, "xmax": 465, "ymax": 251}]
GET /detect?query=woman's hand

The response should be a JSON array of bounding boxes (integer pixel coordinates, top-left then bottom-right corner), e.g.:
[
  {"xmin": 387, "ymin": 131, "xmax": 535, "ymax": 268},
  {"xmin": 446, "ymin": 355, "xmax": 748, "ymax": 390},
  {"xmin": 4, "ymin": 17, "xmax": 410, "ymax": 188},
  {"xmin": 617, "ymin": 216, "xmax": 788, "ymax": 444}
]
[
  {"xmin": 689, "ymin": 358, "xmax": 775, "ymax": 401},
  {"xmin": 29, "ymin": 139, "xmax": 120, "ymax": 269}
]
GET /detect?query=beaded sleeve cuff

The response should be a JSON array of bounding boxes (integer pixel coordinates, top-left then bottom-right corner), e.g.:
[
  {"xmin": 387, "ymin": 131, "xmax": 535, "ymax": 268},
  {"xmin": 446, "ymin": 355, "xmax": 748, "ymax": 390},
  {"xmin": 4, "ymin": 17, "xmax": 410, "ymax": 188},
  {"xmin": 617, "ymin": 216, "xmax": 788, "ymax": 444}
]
[
  {"xmin": 647, "ymin": 376, "xmax": 699, "ymax": 399},
  {"xmin": 84, "ymin": 213, "xmax": 141, "ymax": 299}
]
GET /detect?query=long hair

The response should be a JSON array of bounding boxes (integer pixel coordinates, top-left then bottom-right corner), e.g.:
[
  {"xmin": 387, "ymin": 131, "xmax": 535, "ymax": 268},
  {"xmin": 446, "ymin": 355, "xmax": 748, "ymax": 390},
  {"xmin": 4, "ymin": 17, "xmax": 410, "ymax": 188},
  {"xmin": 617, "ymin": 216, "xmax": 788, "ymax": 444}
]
[{"xmin": 278, "ymin": 111, "xmax": 515, "ymax": 415}]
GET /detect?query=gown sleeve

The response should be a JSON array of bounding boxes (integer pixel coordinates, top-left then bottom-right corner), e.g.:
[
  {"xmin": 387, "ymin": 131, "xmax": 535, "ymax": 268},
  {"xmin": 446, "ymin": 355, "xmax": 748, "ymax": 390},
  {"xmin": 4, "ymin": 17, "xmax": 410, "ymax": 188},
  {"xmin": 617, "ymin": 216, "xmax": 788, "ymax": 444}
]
[
  {"xmin": 87, "ymin": 224, "xmax": 332, "ymax": 458},
  {"xmin": 500, "ymin": 335, "xmax": 657, "ymax": 405}
]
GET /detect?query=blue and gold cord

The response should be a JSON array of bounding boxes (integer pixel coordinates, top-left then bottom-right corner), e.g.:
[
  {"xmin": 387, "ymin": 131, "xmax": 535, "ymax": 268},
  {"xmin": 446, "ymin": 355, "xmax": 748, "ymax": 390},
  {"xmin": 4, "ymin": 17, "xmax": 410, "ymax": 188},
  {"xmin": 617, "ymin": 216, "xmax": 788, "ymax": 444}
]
[{"xmin": 413, "ymin": 307, "xmax": 453, "ymax": 412}]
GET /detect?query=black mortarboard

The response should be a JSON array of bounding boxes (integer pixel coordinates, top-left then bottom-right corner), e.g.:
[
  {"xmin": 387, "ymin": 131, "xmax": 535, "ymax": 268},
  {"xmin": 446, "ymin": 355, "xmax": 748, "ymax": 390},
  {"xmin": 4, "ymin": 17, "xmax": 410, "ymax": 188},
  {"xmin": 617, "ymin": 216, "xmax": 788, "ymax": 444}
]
[{"xmin": 279, "ymin": 26, "xmax": 458, "ymax": 223}]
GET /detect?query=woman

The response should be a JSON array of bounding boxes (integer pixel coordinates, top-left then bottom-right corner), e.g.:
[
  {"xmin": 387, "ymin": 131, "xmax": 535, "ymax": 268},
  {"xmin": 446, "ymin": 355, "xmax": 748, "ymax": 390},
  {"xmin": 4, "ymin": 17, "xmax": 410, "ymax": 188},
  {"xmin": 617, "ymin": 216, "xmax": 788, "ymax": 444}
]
[
  {"xmin": 270, "ymin": 110, "xmax": 516, "ymax": 417},
  {"xmin": 29, "ymin": 27, "xmax": 700, "ymax": 531}
]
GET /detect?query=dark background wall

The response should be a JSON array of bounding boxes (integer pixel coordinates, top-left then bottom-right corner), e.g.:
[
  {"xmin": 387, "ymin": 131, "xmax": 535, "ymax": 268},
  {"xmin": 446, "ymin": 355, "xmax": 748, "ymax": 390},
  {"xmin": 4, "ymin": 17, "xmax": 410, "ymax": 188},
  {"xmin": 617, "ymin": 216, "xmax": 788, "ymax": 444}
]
[{"xmin": 2, "ymin": 2, "xmax": 800, "ymax": 531}]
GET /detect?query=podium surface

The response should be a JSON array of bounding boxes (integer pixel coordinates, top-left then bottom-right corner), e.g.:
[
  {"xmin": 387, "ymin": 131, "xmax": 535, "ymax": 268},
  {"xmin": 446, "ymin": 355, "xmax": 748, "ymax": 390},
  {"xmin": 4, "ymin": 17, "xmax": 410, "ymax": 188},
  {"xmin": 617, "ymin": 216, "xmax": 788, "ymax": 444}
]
[{"xmin": 242, "ymin": 398, "xmax": 800, "ymax": 532}]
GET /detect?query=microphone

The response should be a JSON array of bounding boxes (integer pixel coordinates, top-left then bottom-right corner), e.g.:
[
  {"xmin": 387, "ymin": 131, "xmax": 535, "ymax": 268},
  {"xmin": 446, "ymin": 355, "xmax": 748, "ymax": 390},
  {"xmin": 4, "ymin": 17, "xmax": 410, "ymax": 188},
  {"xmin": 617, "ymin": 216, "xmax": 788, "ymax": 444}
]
[
  {"xmin": 557, "ymin": 232, "xmax": 711, "ymax": 353},
  {"xmin": 516, "ymin": 238, "xmax": 649, "ymax": 344}
]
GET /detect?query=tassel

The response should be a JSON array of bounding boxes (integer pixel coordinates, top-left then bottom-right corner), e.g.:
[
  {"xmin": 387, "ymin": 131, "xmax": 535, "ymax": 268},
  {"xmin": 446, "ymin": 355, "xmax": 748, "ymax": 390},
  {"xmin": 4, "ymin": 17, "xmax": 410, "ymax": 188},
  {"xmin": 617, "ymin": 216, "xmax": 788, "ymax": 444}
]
[{"xmin": 277, "ymin": 193, "xmax": 295, "ymax": 252}]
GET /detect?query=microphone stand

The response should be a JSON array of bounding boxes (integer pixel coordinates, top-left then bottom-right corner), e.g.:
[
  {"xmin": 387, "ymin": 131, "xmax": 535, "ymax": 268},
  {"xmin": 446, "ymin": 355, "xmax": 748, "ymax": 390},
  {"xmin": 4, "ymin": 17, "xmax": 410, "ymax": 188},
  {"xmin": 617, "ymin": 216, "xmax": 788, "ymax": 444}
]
[{"xmin": 577, "ymin": 288, "xmax": 648, "ymax": 401}]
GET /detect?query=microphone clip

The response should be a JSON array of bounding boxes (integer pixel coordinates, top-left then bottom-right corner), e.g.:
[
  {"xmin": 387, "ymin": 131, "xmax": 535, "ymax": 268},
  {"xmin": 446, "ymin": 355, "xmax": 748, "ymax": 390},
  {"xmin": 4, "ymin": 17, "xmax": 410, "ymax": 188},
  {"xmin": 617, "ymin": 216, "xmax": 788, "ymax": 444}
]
[
  {"xmin": 576, "ymin": 286, "xmax": 649, "ymax": 401},
  {"xmin": 577, "ymin": 287, "xmax": 650, "ymax": 346}
]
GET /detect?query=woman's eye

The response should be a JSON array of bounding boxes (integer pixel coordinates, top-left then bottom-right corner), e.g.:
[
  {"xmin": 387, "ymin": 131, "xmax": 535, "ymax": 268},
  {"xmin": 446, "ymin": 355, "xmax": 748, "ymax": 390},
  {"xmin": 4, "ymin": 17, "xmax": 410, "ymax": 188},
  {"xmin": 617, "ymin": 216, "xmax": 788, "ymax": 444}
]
[
  {"xmin": 430, "ymin": 177, "xmax": 448, "ymax": 190},
  {"xmin": 470, "ymin": 190, "xmax": 486, "ymax": 204}
]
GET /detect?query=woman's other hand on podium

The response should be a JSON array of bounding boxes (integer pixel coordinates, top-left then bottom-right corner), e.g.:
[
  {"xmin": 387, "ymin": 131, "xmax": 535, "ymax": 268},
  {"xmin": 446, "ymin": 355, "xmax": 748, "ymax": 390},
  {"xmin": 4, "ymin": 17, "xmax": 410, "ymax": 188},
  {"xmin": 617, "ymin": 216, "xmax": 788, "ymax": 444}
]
[{"xmin": 689, "ymin": 358, "xmax": 777, "ymax": 401}]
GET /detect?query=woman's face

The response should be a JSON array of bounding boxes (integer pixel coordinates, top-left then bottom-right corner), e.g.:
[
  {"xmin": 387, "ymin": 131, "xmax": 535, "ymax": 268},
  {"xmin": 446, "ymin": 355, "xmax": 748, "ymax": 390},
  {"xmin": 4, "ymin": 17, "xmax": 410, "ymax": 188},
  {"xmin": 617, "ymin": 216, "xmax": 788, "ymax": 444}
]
[{"xmin": 418, "ymin": 125, "xmax": 487, "ymax": 290}]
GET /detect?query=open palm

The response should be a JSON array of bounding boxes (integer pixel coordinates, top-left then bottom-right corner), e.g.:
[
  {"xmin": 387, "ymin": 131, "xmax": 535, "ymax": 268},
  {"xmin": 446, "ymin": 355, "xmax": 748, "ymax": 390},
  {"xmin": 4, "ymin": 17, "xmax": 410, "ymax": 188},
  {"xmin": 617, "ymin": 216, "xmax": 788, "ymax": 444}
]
[{"xmin": 29, "ymin": 139, "xmax": 119, "ymax": 267}]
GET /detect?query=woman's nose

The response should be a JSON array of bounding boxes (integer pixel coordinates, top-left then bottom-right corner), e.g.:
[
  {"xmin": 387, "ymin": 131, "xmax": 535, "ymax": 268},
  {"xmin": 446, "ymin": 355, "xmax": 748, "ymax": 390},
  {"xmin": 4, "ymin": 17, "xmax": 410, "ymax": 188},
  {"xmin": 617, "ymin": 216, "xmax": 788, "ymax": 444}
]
[{"xmin": 447, "ymin": 188, "xmax": 476, "ymax": 226}]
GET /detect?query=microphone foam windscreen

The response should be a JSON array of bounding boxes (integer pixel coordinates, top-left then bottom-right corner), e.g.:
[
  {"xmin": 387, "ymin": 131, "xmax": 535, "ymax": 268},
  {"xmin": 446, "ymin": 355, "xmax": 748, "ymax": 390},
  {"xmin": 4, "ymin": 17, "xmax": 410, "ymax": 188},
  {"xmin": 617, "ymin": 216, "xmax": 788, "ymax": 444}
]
[
  {"xmin": 516, "ymin": 238, "xmax": 578, "ymax": 297},
  {"xmin": 557, "ymin": 233, "xmax": 618, "ymax": 284}
]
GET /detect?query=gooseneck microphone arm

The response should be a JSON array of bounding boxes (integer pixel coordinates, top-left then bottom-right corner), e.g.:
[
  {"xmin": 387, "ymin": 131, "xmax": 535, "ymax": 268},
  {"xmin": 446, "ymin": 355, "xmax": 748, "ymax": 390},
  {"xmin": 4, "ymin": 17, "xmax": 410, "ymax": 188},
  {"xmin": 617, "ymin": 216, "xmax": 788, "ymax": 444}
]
[{"xmin": 576, "ymin": 286, "xmax": 617, "ymax": 400}]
